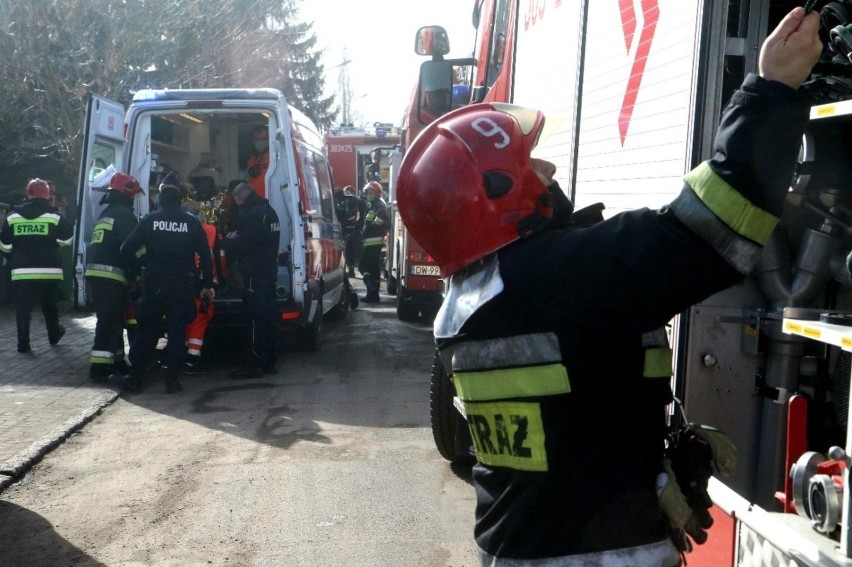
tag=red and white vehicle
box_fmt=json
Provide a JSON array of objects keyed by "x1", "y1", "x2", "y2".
[
  {"x1": 75, "y1": 88, "x2": 350, "y2": 351},
  {"x1": 385, "y1": 148, "x2": 444, "y2": 321},
  {"x1": 416, "y1": 1, "x2": 852, "y2": 565},
  {"x1": 324, "y1": 125, "x2": 399, "y2": 192}
]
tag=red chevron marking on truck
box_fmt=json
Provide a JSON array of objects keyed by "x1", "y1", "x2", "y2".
[{"x1": 618, "y1": 0, "x2": 659, "y2": 145}]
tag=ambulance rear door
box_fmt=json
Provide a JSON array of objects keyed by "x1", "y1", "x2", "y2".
[{"x1": 74, "y1": 94, "x2": 126, "y2": 309}]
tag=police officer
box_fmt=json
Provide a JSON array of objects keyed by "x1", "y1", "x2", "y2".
[
  {"x1": 396, "y1": 9, "x2": 821, "y2": 566},
  {"x1": 85, "y1": 172, "x2": 143, "y2": 382},
  {"x1": 0, "y1": 178, "x2": 73, "y2": 353},
  {"x1": 113, "y1": 172, "x2": 215, "y2": 393},
  {"x1": 359, "y1": 180, "x2": 388, "y2": 303},
  {"x1": 221, "y1": 182, "x2": 281, "y2": 379}
]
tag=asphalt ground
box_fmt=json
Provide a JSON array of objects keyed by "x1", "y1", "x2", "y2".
[{"x1": 0, "y1": 278, "x2": 387, "y2": 495}]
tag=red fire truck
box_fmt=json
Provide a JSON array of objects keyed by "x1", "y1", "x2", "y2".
[
  {"x1": 324, "y1": 124, "x2": 399, "y2": 192},
  {"x1": 415, "y1": 1, "x2": 852, "y2": 565},
  {"x1": 385, "y1": 147, "x2": 444, "y2": 321}
]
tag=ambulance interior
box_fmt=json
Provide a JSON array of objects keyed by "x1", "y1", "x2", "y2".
[{"x1": 134, "y1": 110, "x2": 291, "y2": 301}]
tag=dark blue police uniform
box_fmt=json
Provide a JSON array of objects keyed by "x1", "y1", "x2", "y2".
[
  {"x1": 220, "y1": 191, "x2": 280, "y2": 375},
  {"x1": 118, "y1": 185, "x2": 213, "y2": 392}
]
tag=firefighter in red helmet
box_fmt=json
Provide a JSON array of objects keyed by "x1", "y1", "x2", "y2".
[
  {"x1": 396, "y1": 8, "x2": 821, "y2": 566},
  {"x1": 0, "y1": 178, "x2": 74, "y2": 353},
  {"x1": 85, "y1": 172, "x2": 143, "y2": 381},
  {"x1": 359, "y1": 180, "x2": 388, "y2": 303}
]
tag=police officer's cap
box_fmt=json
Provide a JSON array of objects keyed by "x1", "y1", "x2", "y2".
[{"x1": 160, "y1": 171, "x2": 181, "y2": 192}]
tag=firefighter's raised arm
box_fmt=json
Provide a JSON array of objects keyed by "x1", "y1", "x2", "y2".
[{"x1": 759, "y1": 7, "x2": 822, "y2": 89}]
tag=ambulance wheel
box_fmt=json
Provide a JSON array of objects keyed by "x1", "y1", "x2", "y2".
[
  {"x1": 349, "y1": 290, "x2": 359, "y2": 310},
  {"x1": 298, "y1": 296, "x2": 323, "y2": 351},
  {"x1": 430, "y1": 348, "x2": 475, "y2": 465},
  {"x1": 328, "y1": 285, "x2": 350, "y2": 321}
]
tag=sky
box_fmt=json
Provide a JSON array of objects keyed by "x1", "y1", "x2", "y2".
[{"x1": 298, "y1": 0, "x2": 476, "y2": 127}]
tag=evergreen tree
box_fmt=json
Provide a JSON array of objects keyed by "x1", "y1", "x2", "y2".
[{"x1": 0, "y1": 0, "x2": 335, "y2": 202}]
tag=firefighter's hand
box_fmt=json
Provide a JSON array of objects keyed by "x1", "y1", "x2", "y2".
[
  {"x1": 657, "y1": 461, "x2": 712, "y2": 553},
  {"x1": 201, "y1": 287, "x2": 215, "y2": 300},
  {"x1": 365, "y1": 211, "x2": 376, "y2": 224},
  {"x1": 659, "y1": 425, "x2": 737, "y2": 553},
  {"x1": 759, "y1": 7, "x2": 822, "y2": 89}
]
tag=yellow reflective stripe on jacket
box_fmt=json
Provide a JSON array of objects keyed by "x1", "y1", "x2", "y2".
[
  {"x1": 454, "y1": 364, "x2": 570, "y2": 401},
  {"x1": 684, "y1": 162, "x2": 778, "y2": 245},
  {"x1": 11, "y1": 267, "x2": 63, "y2": 281},
  {"x1": 644, "y1": 347, "x2": 673, "y2": 378},
  {"x1": 94, "y1": 218, "x2": 115, "y2": 231},
  {"x1": 84, "y1": 268, "x2": 127, "y2": 284},
  {"x1": 363, "y1": 236, "x2": 384, "y2": 247},
  {"x1": 465, "y1": 400, "x2": 547, "y2": 471},
  {"x1": 0, "y1": 241, "x2": 10, "y2": 253},
  {"x1": 452, "y1": 332, "x2": 570, "y2": 400}
]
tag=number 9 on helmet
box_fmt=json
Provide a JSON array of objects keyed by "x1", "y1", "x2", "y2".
[{"x1": 396, "y1": 102, "x2": 552, "y2": 278}]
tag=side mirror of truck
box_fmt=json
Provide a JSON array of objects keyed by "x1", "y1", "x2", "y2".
[
  {"x1": 415, "y1": 26, "x2": 450, "y2": 57},
  {"x1": 418, "y1": 59, "x2": 455, "y2": 123}
]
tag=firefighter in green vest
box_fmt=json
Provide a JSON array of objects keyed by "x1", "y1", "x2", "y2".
[{"x1": 0, "y1": 178, "x2": 74, "y2": 353}]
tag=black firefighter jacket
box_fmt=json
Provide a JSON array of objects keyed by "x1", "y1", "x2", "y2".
[
  {"x1": 0, "y1": 198, "x2": 73, "y2": 282},
  {"x1": 438, "y1": 74, "x2": 811, "y2": 561}
]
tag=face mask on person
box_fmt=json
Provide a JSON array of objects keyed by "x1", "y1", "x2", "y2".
[{"x1": 254, "y1": 140, "x2": 268, "y2": 153}]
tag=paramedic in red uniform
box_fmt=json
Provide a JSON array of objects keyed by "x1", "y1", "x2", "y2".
[
  {"x1": 396, "y1": 8, "x2": 822, "y2": 566},
  {"x1": 182, "y1": 200, "x2": 221, "y2": 374},
  {"x1": 246, "y1": 125, "x2": 269, "y2": 197},
  {"x1": 0, "y1": 178, "x2": 73, "y2": 353}
]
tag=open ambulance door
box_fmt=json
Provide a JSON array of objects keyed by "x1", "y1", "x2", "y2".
[{"x1": 73, "y1": 94, "x2": 126, "y2": 309}]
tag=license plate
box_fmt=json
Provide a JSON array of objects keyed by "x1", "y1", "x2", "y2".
[{"x1": 411, "y1": 264, "x2": 440, "y2": 276}]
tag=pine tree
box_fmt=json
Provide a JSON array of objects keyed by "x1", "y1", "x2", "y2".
[{"x1": 0, "y1": 0, "x2": 336, "y2": 201}]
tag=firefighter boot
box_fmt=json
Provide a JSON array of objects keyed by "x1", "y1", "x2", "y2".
[
  {"x1": 16, "y1": 318, "x2": 31, "y2": 353},
  {"x1": 109, "y1": 366, "x2": 144, "y2": 393},
  {"x1": 48, "y1": 324, "x2": 66, "y2": 346},
  {"x1": 165, "y1": 366, "x2": 183, "y2": 394},
  {"x1": 89, "y1": 364, "x2": 112, "y2": 383},
  {"x1": 363, "y1": 276, "x2": 380, "y2": 303}
]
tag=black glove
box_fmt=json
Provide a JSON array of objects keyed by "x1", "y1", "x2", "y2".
[{"x1": 658, "y1": 424, "x2": 737, "y2": 553}]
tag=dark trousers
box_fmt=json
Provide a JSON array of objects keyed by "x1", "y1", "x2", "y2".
[
  {"x1": 88, "y1": 277, "x2": 128, "y2": 374},
  {"x1": 345, "y1": 230, "x2": 363, "y2": 271},
  {"x1": 13, "y1": 279, "x2": 61, "y2": 346},
  {"x1": 359, "y1": 245, "x2": 382, "y2": 298},
  {"x1": 246, "y1": 274, "x2": 278, "y2": 368},
  {"x1": 130, "y1": 274, "x2": 196, "y2": 372}
]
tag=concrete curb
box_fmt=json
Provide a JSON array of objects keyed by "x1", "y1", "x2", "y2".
[{"x1": 0, "y1": 389, "x2": 120, "y2": 493}]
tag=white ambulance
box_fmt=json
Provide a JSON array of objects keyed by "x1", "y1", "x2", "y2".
[{"x1": 74, "y1": 88, "x2": 350, "y2": 351}]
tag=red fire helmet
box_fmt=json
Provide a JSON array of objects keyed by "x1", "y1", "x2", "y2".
[
  {"x1": 25, "y1": 178, "x2": 51, "y2": 200},
  {"x1": 396, "y1": 102, "x2": 550, "y2": 277},
  {"x1": 109, "y1": 172, "x2": 144, "y2": 198},
  {"x1": 363, "y1": 180, "x2": 383, "y2": 197}
]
